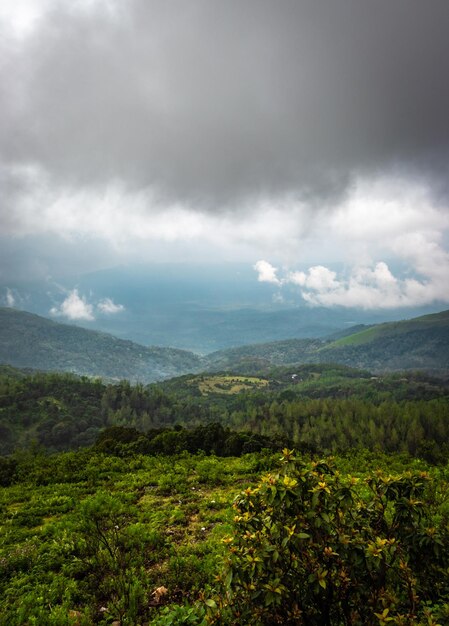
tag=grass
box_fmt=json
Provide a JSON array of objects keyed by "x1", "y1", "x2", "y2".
[
  {"x1": 326, "y1": 325, "x2": 382, "y2": 348},
  {"x1": 1, "y1": 448, "x2": 446, "y2": 624},
  {"x1": 195, "y1": 375, "x2": 269, "y2": 395},
  {"x1": 0, "y1": 452, "x2": 269, "y2": 625}
]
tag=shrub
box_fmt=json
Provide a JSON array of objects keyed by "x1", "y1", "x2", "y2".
[{"x1": 210, "y1": 449, "x2": 449, "y2": 625}]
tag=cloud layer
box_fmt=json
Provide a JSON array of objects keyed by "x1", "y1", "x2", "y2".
[
  {"x1": 255, "y1": 250, "x2": 449, "y2": 310},
  {"x1": 1, "y1": 1, "x2": 449, "y2": 308},
  {"x1": 2, "y1": 1, "x2": 449, "y2": 212},
  {"x1": 254, "y1": 175, "x2": 449, "y2": 308}
]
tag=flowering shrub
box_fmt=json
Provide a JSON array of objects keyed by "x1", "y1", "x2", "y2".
[{"x1": 211, "y1": 450, "x2": 449, "y2": 625}]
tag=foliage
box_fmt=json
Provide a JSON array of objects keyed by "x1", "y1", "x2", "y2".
[
  {"x1": 204, "y1": 309, "x2": 449, "y2": 374},
  {"x1": 2, "y1": 365, "x2": 448, "y2": 460},
  {"x1": 2, "y1": 447, "x2": 449, "y2": 624},
  {"x1": 212, "y1": 450, "x2": 449, "y2": 625},
  {"x1": 0, "y1": 307, "x2": 202, "y2": 383},
  {"x1": 73, "y1": 492, "x2": 154, "y2": 624},
  {"x1": 0, "y1": 449, "x2": 264, "y2": 624},
  {"x1": 95, "y1": 423, "x2": 281, "y2": 457}
]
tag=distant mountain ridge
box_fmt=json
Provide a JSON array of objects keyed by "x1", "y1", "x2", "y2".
[
  {"x1": 0, "y1": 308, "x2": 202, "y2": 382},
  {"x1": 204, "y1": 310, "x2": 449, "y2": 375},
  {"x1": 1, "y1": 307, "x2": 448, "y2": 381}
]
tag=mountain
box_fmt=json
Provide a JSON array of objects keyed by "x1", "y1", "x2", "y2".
[
  {"x1": 205, "y1": 310, "x2": 449, "y2": 375},
  {"x1": 0, "y1": 308, "x2": 202, "y2": 382},
  {"x1": 320, "y1": 309, "x2": 449, "y2": 373},
  {"x1": 1, "y1": 307, "x2": 448, "y2": 383}
]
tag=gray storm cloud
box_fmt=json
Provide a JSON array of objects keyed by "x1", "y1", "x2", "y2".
[
  {"x1": 1, "y1": 0, "x2": 449, "y2": 214},
  {"x1": 1, "y1": 1, "x2": 449, "y2": 308}
]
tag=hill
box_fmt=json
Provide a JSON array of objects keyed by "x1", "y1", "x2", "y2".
[
  {"x1": 2, "y1": 307, "x2": 448, "y2": 383},
  {"x1": 320, "y1": 309, "x2": 449, "y2": 372},
  {"x1": 203, "y1": 338, "x2": 324, "y2": 373},
  {"x1": 1, "y1": 363, "x2": 447, "y2": 455},
  {"x1": 0, "y1": 308, "x2": 202, "y2": 382},
  {"x1": 205, "y1": 309, "x2": 449, "y2": 375}
]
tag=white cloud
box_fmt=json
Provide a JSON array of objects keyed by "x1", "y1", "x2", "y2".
[
  {"x1": 5, "y1": 287, "x2": 15, "y2": 307},
  {"x1": 258, "y1": 252, "x2": 449, "y2": 309},
  {"x1": 288, "y1": 266, "x2": 340, "y2": 292},
  {"x1": 0, "y1": 0, "x2": 119, "y2": 38},
  {"x1": 252, "y1": 174, "x2": 449, "y2": 309},
  {"x1": 50, "y1": 290, "x2": 125, "y2": 320},
  {"x1": 97, "y1": 297, "x2": 124, "y2": 314},
  {"x1": 254, "y1": 260, "x2": 281, "y2": 285},
  {"x1": 0, "y1": 0, "x2": 48, "y2": 37},
  {"x1": 50, "y1": 289, "x2": 94, "y2": 320},
  {"x1": 0, "y1": 165, "x2": 310, "y2": 262}
]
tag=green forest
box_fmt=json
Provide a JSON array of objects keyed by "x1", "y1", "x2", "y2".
[{"x1": 1, "y1": 364, "x2": 449, "y2": 624}]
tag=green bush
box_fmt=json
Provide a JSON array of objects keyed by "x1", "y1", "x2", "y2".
[{"x1": 211, "y1": 449, "x2": 449, "y2": 625}]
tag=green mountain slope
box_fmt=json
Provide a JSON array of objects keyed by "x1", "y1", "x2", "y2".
[
  {"x1": 0, "y1": 308, "x2": 202, "y2": 382},
  {"x1": 320, "y1": 309, "x2": 449, "y2": 372},
  {"x1": 328, "y1": 310, "x2": 449, "y2": 348},
  {"x1": 204, "y1": 338, "x2": 324, "y2": 372},
  {"x1": 205, "y1": 309, "x2": 449, "y2": 374},
  {"x1": 1, "y1": 363, "x2": 447, "y2": 455}
]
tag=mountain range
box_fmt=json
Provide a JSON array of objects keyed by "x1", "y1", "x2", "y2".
[{"x1": 1, "y1": 307, "x2": 448, "y2": 381}]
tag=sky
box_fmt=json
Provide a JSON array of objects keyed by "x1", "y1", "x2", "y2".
[{"x1": 1, "y1": 0, "x2": 449, "y2": 317}]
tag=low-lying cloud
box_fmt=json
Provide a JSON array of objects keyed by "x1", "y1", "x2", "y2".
[
  {"x1": 97, "y1": 298, "x2": 125, "y2": 314},
  {"x1": 2, "y1": 287, "x2": 18, "y2": 308},
  {"x1": 50, "y1": 290, "x2": 124, "y2": 321},
  {"x1": 5, "y1": 288, "x2": 15, "y2": 307},
  {"x1": 50, "y1": 289, "x2": 94, "y2": 321},
  {"x1": 255, "y1": 254, "x2": 449, "y2": 309}
]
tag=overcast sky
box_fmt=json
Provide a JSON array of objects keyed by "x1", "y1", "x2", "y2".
[{"x1": 1, "y1": 0, "x2": 449, "y2": 309}]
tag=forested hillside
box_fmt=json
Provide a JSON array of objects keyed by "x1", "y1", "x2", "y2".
[
  {"x1": 2, "y1": 308, "x2": 449, "y2": 382},
  {"x1": 320, "y1": 309, "x2": 449, "y2": 372},
  {"x1": 205, "y1": 309, "x2": 449, "y2": 374},
  {"x1": 0, "y1": 308, "x2": 202, "y2": 382},
  {"x1": 2, "y1": 364, "x2": 448, "y2": 463}
]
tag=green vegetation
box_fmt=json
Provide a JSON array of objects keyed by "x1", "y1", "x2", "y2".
[
  {"x1": 318, "y1": 310, "x2": 449, "y2": 373},
  {"x1": 196, "y1": 375, "x2": 269, "y2": 395},
  {"x1": 205, "y1": 339, "x2": 323, "y2": 373},
  {"x1": 212, "y1": 450, "x2": 449, "y2": 625},
  {"x1": 0, "y1": 449, "x2": 270, "y2": 625},
  {"x1": 204, "y1": 309, "x2": 449, "y2": 375},
  {"x1": 2, "y1": 344, "x2": 449, "y2": 623},
  {"x1": 1, "y1": 448, "x2": 449, "y2": 624},
  {"x1": 0, "y1": 308, "x2": 202, "y2": 382},
  {"x1": 2, "y1": 308, "x2": 449, "y2": 383},
  {"x1": 329, "y1": 325, "x2": 381, "y2": 347},
  {"x1": 1, "y1": 365, "x2": 449, "y2": 463}
]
